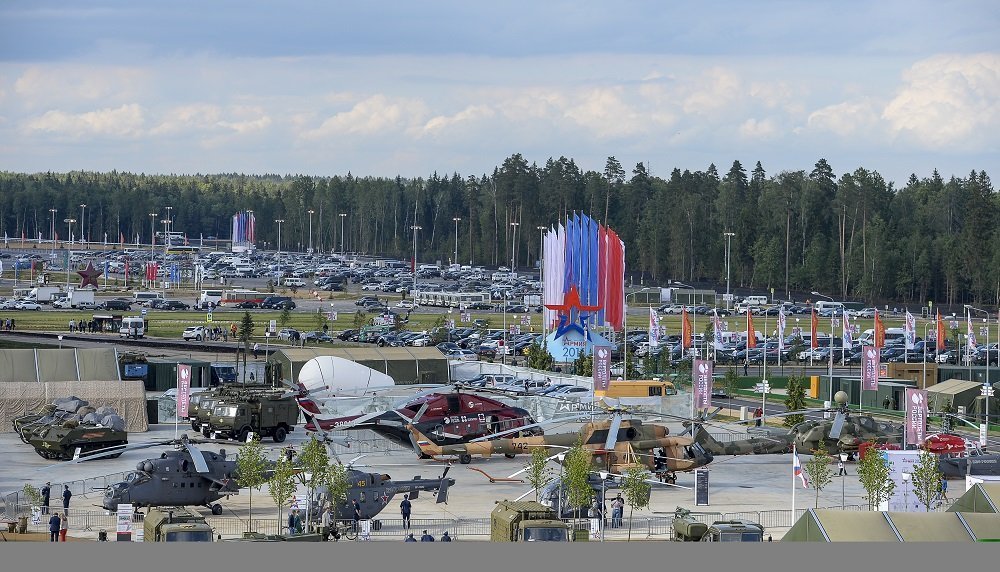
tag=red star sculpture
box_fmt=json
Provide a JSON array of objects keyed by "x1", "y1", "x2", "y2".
[
  {"x1": 543, "y1": 285, "x2": 601, "y2": 340},
  {"x1": 77, "y1": 261, "x2": 101, "y2": 289}
]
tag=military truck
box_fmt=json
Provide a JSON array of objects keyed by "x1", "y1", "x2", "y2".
[
  {"x1": 490, "y1": 500, "x2": 576, "y2": 542},
  {"x1": 143, "y1": 506, "x2": 214, "y2": 542},
  {"x1": 201, "y1": 391, "x2": 299, "y2": 442},
  {"x1": 188, "y1": 384, "x2": 269, "y2": 432},
  {"x1": 672, "y1": 510, "x2": 765, "y2": 542}
]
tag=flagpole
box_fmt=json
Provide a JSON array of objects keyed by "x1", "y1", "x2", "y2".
[{"x1": 792, "y1": 444, "x2": 796, "y2": 515}]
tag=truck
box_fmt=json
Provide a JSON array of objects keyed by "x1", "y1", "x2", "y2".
[
  {"x1": 27, "y1": 286, "x2": 62, "y2": 303},
  {"x1": 143, "y1": 506, "x2": 215, "y2": 542},
  {"x1": 490, "y1": 500, "x2": 575, "y2": 542},
  {"x1": 672, "y1": 509, "x2": 765, "y2": 542},
  {"x1": 201, "y1": 391, "x2": 299, "y2": 442},
  {"x1": 52, "y1": 288, "x2": 96, "y2": 309}
]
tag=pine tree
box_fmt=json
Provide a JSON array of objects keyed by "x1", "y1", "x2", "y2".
[
  {"x1": 783, "y1": 375, "x2": 807, "y2": 427},
  {"x1": 526, "y1": 341, "x2": 555, "y2": 371}
]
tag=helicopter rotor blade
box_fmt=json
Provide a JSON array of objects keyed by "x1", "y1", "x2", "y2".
[
  {"x1": 468, "y1": 411, "x2": 591, "y2": 442},
  {"x1": 829, "y1": 411, "x2": 846, "y2": 440},
  {"x1": 183, "y1": 438, "x2": 211, "y2": 473},
  {"x1": 603, "y1": 413, "x2": 623, "y2": 451},
  {"x1": 411, "y1": 402, "x2": 430, "y2": 424}
]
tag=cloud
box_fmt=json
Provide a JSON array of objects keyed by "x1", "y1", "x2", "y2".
[
  {"x1": 151, "y1": 104, "x2": 272, "y2": 137},
  {"x1": 882, "y1": 53, "x2": 1000, "y2": 148},
  {"x1": 421, "y1": 105, "x2": 495, "y2": 136},
  {"x1": 681, "y1": 67, "x2": 741, "y2": 115},
  {"x1": 807, "y1": 100, "x2": 880, "y2": 137},
  {"x1": 739, "y1": 118, "x2": 779, "y2": 139},
  {"x1": 301, "y1": 94, "x2": 428, "y2": 139},
  {"x1": 24, "y1": 103, "x2": 144, "y2": 137},
  {"x1": 564, "y1": 88, "x2": 646, "y2": 139},
  {"x1": 13, "y1": 66, "x2": 146, "y2": 109}
]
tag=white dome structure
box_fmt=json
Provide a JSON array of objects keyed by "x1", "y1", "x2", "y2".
[{"x1": 297, "y1": 356, "x2": 395, "y2": 398}]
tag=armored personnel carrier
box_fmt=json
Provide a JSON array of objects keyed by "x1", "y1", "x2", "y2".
[{"x1": 15, "y1": 397, "x2": 128, "y2": 460}]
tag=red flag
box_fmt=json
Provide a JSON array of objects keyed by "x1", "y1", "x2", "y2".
[
  {"x1": 681, "y1": 307, "x2": 692, "y2": 349},
  {"x1": 124, "y1": 260, "x2": 129, "y2": 276},
  {"x1": 936, "y1": 310, "x2": 946, "y2": 351},
  {"x1": 747, "y1": 310, "x2": 757, "y2": 348},
  {"x1": 874, "y1": 310, "x2": 885, "y2": 349},
  {"x1": 810, "y1": 309, "x2": 818, "y2": 348},
  {"x1": 119, "y1": 232, "x2": 124, "y2": 246}
]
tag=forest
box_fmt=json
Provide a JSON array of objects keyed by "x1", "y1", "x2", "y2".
[{"x1": 0, "y1": 155, "x2": 994, "y2": 307}]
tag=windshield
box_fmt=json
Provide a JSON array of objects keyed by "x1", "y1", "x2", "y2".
[
  {"x1": 165, "y1": 530, "x2": 213, "y2": 542},
  {"x1": 523, "y1": 527, "x2": 567, "y2": 541},
  {"x1": 214, "y1": 406, "x2": 237, "y2": 417}
]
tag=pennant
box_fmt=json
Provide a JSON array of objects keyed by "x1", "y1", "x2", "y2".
[
  {"x1": 682, "y1": 307, "x2": 692, "y2": 349},
  {"x1": 842, "y1": 310, "x2": 853, "y2": 348},
  {"x1": 811, "y1": 309, "x2": 818, "y2": 349},
  {"x1": 712, "y1": 310, "x2": 724, "y2": 350},
  {"x1": 874, "y1": 310, "x2": 885, "y2": 348},
  {"x1": 936, "y1": 310, "x2": 946, "y2": 351},
  {"x1": 967, "y1": 312, "x2": 977, "y2": 350},
  {"x1": 747, "y1": 310, "x2": 757, "y2": 349},
  {"x1": 777, "y1": 308, "x2": 787, "y2": 351},
  {"x1": 648, "y1": 307, "x2": 659, "y2": 346}
]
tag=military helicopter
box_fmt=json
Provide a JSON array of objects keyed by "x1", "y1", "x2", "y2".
[
  {"x1": 299, "y1": 382, "x2": 541, "y2": 454},
  {"x1": 404, "y1": 405, "x2": 714, "y2": 482}
]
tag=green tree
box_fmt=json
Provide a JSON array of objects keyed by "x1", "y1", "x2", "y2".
[
  {"x1": 268, "y1": 452, "x2": 298, "y2": 532},
  {"x1": 429, "y1": 315, "x2": 448, "y2": 344},
  {"x1": 803, "y1": 442, "x2": 834, "y2": 508},
  {"x1": 525, "y1": 341, "x2": 555, "y2": 371},
  {"x1": 352, "y1": 310, "x2": 367, "y2": 331},
  {"x1": 21, "y1": 483, "x2": 43, "y2": 515},
  {"x1": 573, "y1": 352, "x2": 593, "y2": 377},
  {"x1": 524, "y1": 447, "x2": 553, "y2": 502},
  {"x1": 721, "y1": 368, "x2": 740, "y2": 411},
  {"x1": 238, "y1": 311, "x2": 255, "y2": 384},
  {"x1": 783, "y1": 375, "x2": 807, "y2": 427},
  {"x1": 621, "y1": 466, "x2": 652, "y2": 542},
  {"x1": 911, "y1": 450, "x2": 944, "y2": 512},
  {"x1": 562, "y1": 440, "x2": 594, "y2": 522},
  {"x1": 279, "y1": 306, "x2": 292, "y2": 327},
  {"x1": 236, "y1": 434, "x2": 270, "y2": 533},
  {"x1": 856, "y1": 443, "x2": 896, "y2": 510},
  {"x1": 313, "y1": 309, "x2": 328, "y2": 332}
]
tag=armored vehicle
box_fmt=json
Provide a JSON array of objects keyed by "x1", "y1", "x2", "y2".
[
  {"x1": 490, "y1": 500, "x2": 574, "y2": 542},
  {"x1": 15, "y1": 399, "x2": 128, "y2": 460},
  {"x1": 202, "y1": 391, "x2": 299, "y2": 442},
  {"x1": 672, "y1": 509, "x2": 764, "y2": 542},
  {"x1": 143, "y1": 506, "x2": 214, "y2": 542}
]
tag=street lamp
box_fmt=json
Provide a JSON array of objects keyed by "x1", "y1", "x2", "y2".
[
  {"x1": 49, "y1": 209, "x2": 57, "y2": 252},
  {"x1": 723, "y1": 232, "x2": 735, "y2": 311},
  {"x1": 901, "y1": 472, "x2": 911, "y2": 511},
  {"x1": 624, "y1": 287, "x2": 654, "y2": 380},
  {"x1": 307, "y1": 209, "x2": 315, "y2": 254},
  {"x1": 165, "y1": 206, "x2": 173, "y2": 245},
  {"x1": 510, "y1": 222, "x2": 520, "y2": 272},
  {"x1": 274, "y1": 219, "x2": 285, "y2": 263},
  {"x1": 598, "y1": 471, "x2": 610, "y2": 542},
  {"x1": 410, "y1": 225, "x2": 422, "y2": 298},
  {"x1": 555, "y1": 453, "x2": 566, "y2": 520},
  {"x1": 63, "y1": 218, "x2": 76, "y2": 286},
  {"x1": 840, "y1": 452, "x2": 848, "y2": 508},
  {"x1": 339, "y1": 213, "x2": 346, "y2": 255},
  {"x1": 452, "y1": 217, "x2": 461, "y2": 265},
  {"x1": 812, "y1": 291, "x2": 836, "y2": 405},
  {"x1": 79, "y1": 204, "x2": 87, "y2": 245}
]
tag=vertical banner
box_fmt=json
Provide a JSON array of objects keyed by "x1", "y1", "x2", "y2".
[
  {"x1": 862, "y1": 346, "x2": 880, "y2": 391},
  {"x1": 936, "y1": 310, "x2": 946, "y2": 351},
  {"x1": 712, "y1": 310, "x2": 724, "y2": 350},
  {"x1": 593, "y1": 345, "x2": 612, "y2": 393},
  {"x1": 810, "y1": 309, "x2": 818, "y2": 348},
  {"x1": 693, "y1": 360, "x2": 713, "y2": 409},
  {"x1": 904, "y1": 388, "x2": 928, "y2": 448},
  {"x1": 904, "y1": 311, "x2": 916, "y2": 350},
  {"x1": 747, "y1": 311, "x2": 757, "y2": 348},
  {"x1": 116, "y1": 503, "x2": 134, "y2": 541},
  {"x1": 842, "y1": 310, "x2": 853, "y2": 348},
  {"x1": 176, "y1": 364, "x2": 192, "y2": 418},
  {"x1": 777, "y1": 309, "x2": 786, "y2": 351},
  {"x1": 681, "y1": 307, "x2": 692, "y2": 349},
  {"x1": 874, "y1": 310, "x2": 885, "y2": 348}
]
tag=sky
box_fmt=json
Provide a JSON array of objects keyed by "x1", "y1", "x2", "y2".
[{"x1": 0, "y1": 1, "x2": 997, "y2": 186}]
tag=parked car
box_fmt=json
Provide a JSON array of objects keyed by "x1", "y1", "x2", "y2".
[
  {"x1": 235, "y1": 300, "x2": 258, "y2": 309},
  {"x1": 302, "y1": 330, "x2": 333, "y2": 343},
  {"x1": 15, "y1": 301, "x2": 42, "y2": 310},
  {"x1": 160, "y1": 299, "x2": 191, "y2": 310},
  {"x1": 277, "y1": 328, "x2": 300, "y2": 341},
  {"x1": 100, "y1": 298, "x2": 132, "y2": 311},
  {"x1": 182, "y1": 326, "x2": 207, "y2": 341}
]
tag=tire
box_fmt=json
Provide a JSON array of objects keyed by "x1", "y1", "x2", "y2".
[
  {"x1": 238, "y1": 427, "x2": 251, "y2": 442},
  {"x1": 211, "y1": 504, "x2": 223, "y2": 515},
  {"x1": 343, "y1": 526, "x2": 357, "y2": 541},
  {"x1": 504, "y1": 453, "x2": 516, "y2": 459},
  {"x1": 459, "y1": 453, "x2": 473, "y2": 465},
  {"x1": 273, "y1": 426, "x2": 287, "y2": 443}
]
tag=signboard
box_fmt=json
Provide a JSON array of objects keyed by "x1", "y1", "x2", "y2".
[
  {"x1": 269, "y1": 319, "x2": 277, "y2": 334},
  {"x1": 124, "y1": 363, "x2": 148, "y2": 378},
  {"x1": 461, "y1": 312, "x2": 470, "y2": 323},
  {"x1": 116, "y1": 503, "x2": 134, "y2": 541},
  {"x1": 140, "y1": 308, "x2": 148, "y2": 317},
  {"x1": 883, "y1": 450, "x2": 929, "y2": 512},
  {"x1": 206, "y1": 312, "x2": 213, "y2": 323},
  {"x1": 515, "y1": 324, "x2": 522, "y2": 335},
  {"x1": 695, "y1": 469, "x2": 709, "y2": 506},
  {"x1": 509, "y1": 324, "x2": 516, "y2": 335},
  {"x1": 904, "y1": 388, "x2": 928, "y2": 447},
  {"x1": 590, "y1": 517, "x2": 602, "y2": 540},
  {"x1": 693, "y1": 360, "x2": 713, "y2": 409},
  {"x1": 982, "y1": 423, "x2": 989, "y2": 447},
  {"x1": 31, "y1": 507, "x2": 40, "y2": 525},
  {"x1": 861, "y1": 346, "x2": 879, "y2": 391},
  {"x1": 593, "y1": 345, "x2": 611, "y2": 393},
  {"x1": 520, "y1": 315, "x2": 530, "y2": 326},
  {"x1": 329, "y1": 311, "x2": 338, "y2": 321},
  {"x1": 176, "y1": 364, "x2": 192, "y2": 418},
  {"x1": 359, "y1": 519, "x2": 372, "y2": 541}
]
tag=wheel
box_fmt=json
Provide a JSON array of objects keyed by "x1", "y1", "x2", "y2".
[
  {"x1": 191, "y1": 421, "x2": 199, "y2": 431},
  {"x1": 343, "y1": 525, "x2": 358, "y2": 541},
  {"x1": 238, "y1": 428, "x2": 251, "y2": 442},
  {"x1": 273, "y1": 426, "x2": 287, "y2": 443},
  {"x1": 202, "y1": 426, "x2": 211, "y2": 438},
  {"x1": 459, "y1": 453, "x2": 473, "y2": 465},
  {"x1": 196, "y1": 335, "x2": 202, "y2": 341},
  {"x1": 211, "y1": 503, "x2": 223, "y2": 515},
  {"x1": 504, "y1": 453, "x2": 516, "y2": 459}
]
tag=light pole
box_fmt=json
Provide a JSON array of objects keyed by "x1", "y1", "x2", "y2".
[
  {"x1": 148, "y1": 213, "x2": 157, "y2": 262},
  {"x1": 812, "y1": 291, "x2": 836, "y2": 405},
  {"x1": 624, "y1": 287, "x2": 654, "y2": 380},
  {"x1": 165, "y1": 206, "x2": 173, "y2": 245},
  {"x1": 274, "y1": 219, "x2": 285, "y2": 264},
  {"x1": 840, "y1": 452, "x2": 848, "y2": 508},
  {"x1": 339, "y1": 213, "x2": 346, "y2": 255},
  {"x1": 79, "y1": 204, "x2": 87, "y2": 245},
  {"x1": 63, "y1": 218, "x2": 75, "y2": 286},
  {"x1": 537, "y1": 225, "x2": 547, "y2": 337},
  {"x1": 724, "y1": 232, "x2": 735, "y2": 311},
  {"x1": 901, "y1": 472, "x2": 911, "y2": 511},
  {"x1": 556, "y1": 453, "x2": 566, "y2": 520},
  {"x1": 452, "y1": 217, "x2": 461, "y2": 265},
  {"x1": 598, "y1": 471, "x2": 609, "y2": 541},
  {"x1": 307, "y1": 209, "x2": 315, "y2": 254},
  {"x1": 49, "y1": 209, "x2": 57, "y2": 252},
  {"x1": 923, "y1": 322, "x2": 934, "y2": 391},
  {"x1": 510, "y1": 222, "x2": 520, "y2": 272},
  {"x1": 410, "y1": 225, "x2": 422, "y2": 298}
]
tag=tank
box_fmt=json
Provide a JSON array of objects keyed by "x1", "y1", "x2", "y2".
[{"x1": 25, "y1": 421, "x2": 128, "y2": 460}]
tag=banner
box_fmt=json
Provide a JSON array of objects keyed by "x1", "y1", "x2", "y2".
[
  {"x1": 904, "y1": 387, "x2": 928, "y2": 448},
  {"x1": 842, "y1": 310, "x2": 853, "y2": 348},
  {"x1": 693, "y1": 359, "x2": 713, "y2": 409},
  {"x1": 593, "y1": 345, "x2": 611, "y2": 393},
  {"x1": 967, "y1": 312, "x2": 977, "y2": 351},
  {"x1": 648, "y1": 307, "x2": 659, "y2": 346},
  {"x1": 712, "y1": 310, "x2": 724, "y2": 350},
  {"x1": 936, "y1": 310, "x2": 946, "y2": 350},
  {"x1": 862, "y1": 346, "x2": 880, "y2": 391},
  {"x1": 810, "y1": 309, "x2": 818, "y2": 348},
  {"x1": 177, "y1": 364, "x2": 192, "y2": 418},
  {"x1": 117, "y1": 503, "x2": 134, "y2": 541},
  {"x1": 777, "y1": 309, "x2": 786, "y2": 351},
  {"x1": 747, "y1": 310, "x2": 756, "y2": 349},
  {"x1": 874, "y1": 310, "x2": 885, "y2": 348},
  {"x1": 904, "y1": 311, "x2": 916, "y2": 350},
  {"x1": 682, "y1": 307, "x2": 692, "y2": 349}
]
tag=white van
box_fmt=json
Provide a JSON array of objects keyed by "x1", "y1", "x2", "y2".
[
  {"x1": 133, "y1": 291, "x2": 165, "y2": 306},
  {"x1": 857, "y1": 327, "x2": 906, "y2": 346},
  {"x1": 120, "y1": 316, "x2": 145, "y2": 338},
  {"x1": 282, "y1": 277, "x2": 306, "y2": 287},
  {"x1": 814, "y1": 301, "x2": 845, "y2": 314},
  {"x1": 743, "y1": 295, "x2": 769, "y2": 306}
]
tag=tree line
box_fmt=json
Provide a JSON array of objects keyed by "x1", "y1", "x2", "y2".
[{"x1": 0, "y1": 156, "x2": 993, "y2": 306}]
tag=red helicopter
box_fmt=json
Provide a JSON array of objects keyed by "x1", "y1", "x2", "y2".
[{"x1": 298, "y1": 385, "x2": 542, "y2": 457}]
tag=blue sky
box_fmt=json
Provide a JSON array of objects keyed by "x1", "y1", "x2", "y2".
[{"x1": 1, "y1": 1, "x2": 997, "y2": 186}]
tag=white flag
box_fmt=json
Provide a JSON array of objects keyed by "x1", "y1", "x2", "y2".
[
  {"x1": 777, "y1": 309, "x2": 787, "y2": 351},
  {"x1": 904, "y1": 311, "x2": 916, "y2": 350}
]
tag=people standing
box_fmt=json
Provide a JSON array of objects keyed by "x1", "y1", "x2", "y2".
[
  {"x1": 837, "y1": 459, "x2": 847, "y2": 476},
  {"x1": 404, "y1": 533, "x2": 417, "y2": 542},
  {"x1": 288, "y1": 509, "x2": 297, "y2": 535},
  {"x1": 611, "y1": 494, "x2": 624, "y2": 528},
  {"x1": 941, "y1": 478, "x2": 949, "y2": 502},
  {"x1": 440, "y1": 531, "x2": 452, "y2": 542},
  {"x1": 41, "y1": 482, "x2": 51, "y2": 515},
  {"x1": 253, "y1": 342, "x2": 260, "y2": 359},
  {"x1": 48, "y1": 511, "x2": 60, "y2": 542},
  {"x1": 62, "y1": 485, "x2": 72, "y2": 510},
  {"x1": 59, "y1": 511, "x2": 68, "y2": 541},
  {"x1": 352, "y1": 499, "x2": 361, "y2": 531},
  {"x1": 400, "y1": 494, "x2": 412, "y2": 530}
]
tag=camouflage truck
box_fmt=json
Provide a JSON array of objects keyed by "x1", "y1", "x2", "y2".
[
  {"x1": 490, "y1": 500, "x2": 577, "y2": 542},
  {"x1": 202, "y1": 392, "x2": 299, "y2": 442},
  {"x1": 143, "y1": 506, "x2": 214, "y2": 542},
  {"x1": 672, "y1": 513, "x2": 765, "y2": 542}
]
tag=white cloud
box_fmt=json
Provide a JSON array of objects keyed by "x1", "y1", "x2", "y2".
[
  {"x1": 882, "y1": 53, "x2": 1000, "y2": 147},
  {"x1": 807, "y1": 100, "x2": 880, "y2": 137},
  {"x1": 13, "y1": 66, "x2": 146, "y2": 109},
  {"x1": 150, "y1": 104, "x2": 222, "y2": 135},
  {"x1": 681, "y1": 67, "x2": 741, "y2": 115},
  {"x1": 421, "y1": 105, "x2": 495, "y2": 136},
  {"x1": 301, "y1": 94, "x2": 428, "y2": 139},
  {"x1": 24, "y1": 103, "x2": 145, "y2": 137},
  {"x1": 564, "y1": 88, "x2": 646, "y2": 139},
  {"x1": 739, "y1": 118, "x2": 779, "y2": 139}
]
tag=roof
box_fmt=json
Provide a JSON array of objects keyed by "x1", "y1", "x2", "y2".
[
  {"x1": 0, "y1": 348, "x2": 121, "y2": 382},
  {"x1": 928, "y1": 378, "x2": 982, "y2": 396},
  {"x1": 269, "y1": 346, "x2": 450, "y2": 385},
  {"x1": 948, "y1": 483, "x2": 1000, "y2": 514},
  {"x1": 783, "y1": 509, "x2": 1000, "y2": 541}
]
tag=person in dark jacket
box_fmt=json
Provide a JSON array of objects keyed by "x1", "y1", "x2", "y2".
[
  {"x1": 41, "y1": 482, "x2": 51, "y2": 515},
  {"x1": 420, "y1": 529, "x2": 435, "y2": 542},
  {"x1": 440, "y1": 531, "x2": 452, "y2": 542},
  {"x1": 404, "y1": 533, "x2": 417, "y2": 542},
  {"x1": 62, "y1": 485, "x2": 72, "y2": 510},
  {"x1": 48, "y1": 512, "x2": 61, "y2": 542}
]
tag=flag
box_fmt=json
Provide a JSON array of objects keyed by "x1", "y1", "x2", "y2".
[
  {"x1": 103, "y1": 260, "x2": 109, "y2": 279},
  {"x1": 842, "y1": 310, "x2": 853, "y2": 348},
  {"x1": 681, "y1": 307, "x2": 692, "y2": 349},
  {"x1": 648, "y1": 307, "x2": 659, "y2": 346},
  {"x1": 712, "y1": 310, "x2": 724, "y2": 350},
  {"x1": 792, "y1": 445, "x2": 809, "y2": 488},
  {"x1": 777, "y1": 308, "x2": 787, "y2": 351},
  {"x1": 904, "y1": 311, "x2": 916, "y2": 350},
  {"x1": 811, "y1": 309, "x2": 818, "y2": 348},
  {"x1": 936, "y1": 310, "x2": 946, "y2": 351},
  {"x1": 967, "y1": 312, "x2": 977, "y2": 350},
  {"x1": 747, "y1": 310, "x2": 757, "y2": 348},
  {"x1": 874, "y1": 310, "x2": 885, "y2": 348}
]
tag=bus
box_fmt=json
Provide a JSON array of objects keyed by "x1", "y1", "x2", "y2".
[
  {"x1": 413, "y1": 290, "x2": 490, "y2": 308},
  {"x1": 166, "y1": 245, "x2": 200, "y2": 255},
  {"x1": 154, "y1": 231, "x2": 186, "y2": 245},
  {"x1": 220, "y1": 289, "x2": 266, "y2": 306}
]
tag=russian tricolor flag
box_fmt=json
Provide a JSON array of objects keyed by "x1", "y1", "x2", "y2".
[{"x1": 792, "y1": 445, "x2": 809, "y2": 488}]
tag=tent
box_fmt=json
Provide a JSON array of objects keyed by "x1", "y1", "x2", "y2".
[
  {"x1": 783, "y1": 508, "x2": 1000, "y2": 541},
  {"x1": 0, "y1": 348, "x2": 121, "y2": 382},
  {"x1": 948, "y1": 483, "x2": 1000, "y2": 514},
  {"x1": 925, "y1": 378, "x2": 982, "y2": 412},
  {"x1": 268, "y1": 347, "x2": 450, "y2": 386},
  {"x1": 0, "y1": 379, "x2": 149, "y2": 433}
]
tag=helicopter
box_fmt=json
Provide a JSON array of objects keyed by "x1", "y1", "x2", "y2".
[
  {"x1": 403, "y1": 406, "x2": 714, "y2": 482},
  {"x1": 299, "y1": 382, "x2": 541, "y2": 455}
]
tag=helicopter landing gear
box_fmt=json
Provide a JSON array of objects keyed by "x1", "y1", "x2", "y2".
[
  {"x1": 211, "y1": 503, "x2": 223, "y2": 515},
  {"x1": 458, "y1": 454, "x2": 473, "y2": 465},
  {"x1": 504, "y1": 453, "x2": 516, "y2": 459}
]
